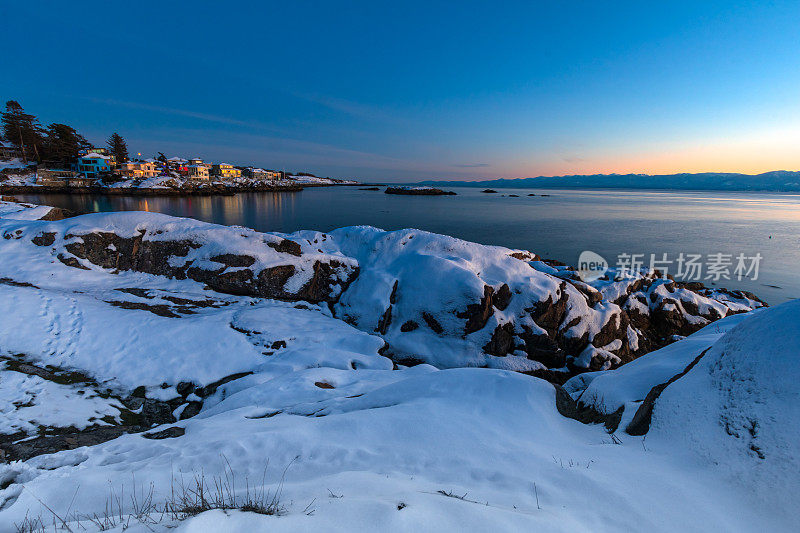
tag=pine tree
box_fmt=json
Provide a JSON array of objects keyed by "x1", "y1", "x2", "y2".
[
  {"x1": 107, "y1": 132, "x2": 129, "y2": 164},
  {"x1": 42, "y1": 123, "x2": 91, "y2": 168},
  {"x1": 1, "y1": 100, "x2": 45, "y2": 163}
]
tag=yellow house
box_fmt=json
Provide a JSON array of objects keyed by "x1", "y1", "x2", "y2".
[
  {"x1": 187, "y1": 164, "x2": 210, "y2": 180},
  {"x1": 211, "y1": 163, "x2": 241, "y2": 179},
  {"x1": 118, "y1": 161, "x2": 159, "y2": 179}
]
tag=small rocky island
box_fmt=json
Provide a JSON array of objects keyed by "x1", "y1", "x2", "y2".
[{"x1": 384, "y1": 186, "x2": 456, "y2": 195}]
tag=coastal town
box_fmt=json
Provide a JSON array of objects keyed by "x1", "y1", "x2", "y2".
[{"x1": 0, "y1": 100, "x2": 356, "y2": 194}]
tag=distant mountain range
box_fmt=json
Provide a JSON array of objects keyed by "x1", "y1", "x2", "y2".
[{"x1": 418, "y1": 170, "x2": 800, "y2": 192}]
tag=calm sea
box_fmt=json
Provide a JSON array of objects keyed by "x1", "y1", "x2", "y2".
[{"x1": 14, "y1": 187, "x2": 800, "y2": 305}]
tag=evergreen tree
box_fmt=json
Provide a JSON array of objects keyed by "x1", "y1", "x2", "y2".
[
  {"x1": 107, "y1": 132, "x2": 129, "y2": 163},
  {"x1": 1, "y1": 100, "x2": 45, "y2": 163},
  {"x1": 42, "y1": 123, "x2": 91, "y2": 168}
]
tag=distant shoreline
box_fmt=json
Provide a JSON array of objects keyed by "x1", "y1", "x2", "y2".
[{"x1": 417, "y1": 170, "x2": 800, "y2": 193}]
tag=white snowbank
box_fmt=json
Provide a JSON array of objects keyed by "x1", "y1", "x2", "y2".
[{"x1": 649, "y1": 300, "x2": 800, "y2": 517}]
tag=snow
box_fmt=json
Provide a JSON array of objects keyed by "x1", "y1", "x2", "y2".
[
  {"x1": 648, "y1": 300, "x2": 800, "y2": 516},
  {"x1": 0, "y1": 200, "x2": 54, "y2": 220},
  {"x1": 1, "y1": 361, "x2": 791, "y2": 531},
  {"x1": 0, "y1": 200, "x2": 795, "y2": 531},
  {"x1": 0, "y1": 367, "x2": 125, "y2": 435}
]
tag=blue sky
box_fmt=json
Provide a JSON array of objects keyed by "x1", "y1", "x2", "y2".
[{"x1": 2, "y1": 1, "x2": 799, "y2": 181}]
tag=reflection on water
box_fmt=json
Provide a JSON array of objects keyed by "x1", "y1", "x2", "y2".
[{"x1": 14, "y1": 187, "x2": 800, "y2": 305}]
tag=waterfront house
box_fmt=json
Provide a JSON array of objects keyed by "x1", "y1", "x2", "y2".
[
  {"x1": 118, "y1": 161, "x2": 159, "y2": 179},
  {"x1": 79, "y1": 147, "x2": 110, "y2": 156},
  {"x1": 36, "y1": 168, "x2": 95, "y2": 187},
  {"x1": 187, "y1": 164, "x2": 210, "y2": 180},
  {"x1": 167, "y1": 157, "x2": 189, "y2": 175},
  {"x1": 75, "y1": 153, "x2": 112, "y2": 178},
  {"x1": 211, "y1": 163, "x2": 241, "y2": 179},
  {"x1": 78, "y1": 147, "x2": 115, "y2": 166},
  {"x1": 243, "y1": 167, "x2": 281, "y2": 181}
]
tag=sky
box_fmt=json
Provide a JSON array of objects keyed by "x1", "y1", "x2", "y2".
[{"x1": 2, "y1": 1, "x2": 800, "y2": 182}]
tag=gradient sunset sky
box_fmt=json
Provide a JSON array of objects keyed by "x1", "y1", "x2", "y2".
[{"x1": 3, "y1": 1, "x2": 799, "y2": 181}]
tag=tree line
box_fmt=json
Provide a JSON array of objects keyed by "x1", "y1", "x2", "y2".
[{"x1": 1, "y1": 100, "x2": 128, "y2": 167}]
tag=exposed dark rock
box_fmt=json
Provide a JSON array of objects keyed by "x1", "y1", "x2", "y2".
[
  {"x1": 1, "y1": 356, "x2": 94, "y2": 385},
  {"x1": 492, "y1": 284, "x2": 512, "y2": 311},
  {"x1": 509, "y1": 251, "x2": 539, "y2": 261},
  {"x1": 554, "y1": 385, "x2": 623, "y2": 432},
  {"x1": 38, "y1": 206, "x2": 75, "y2": 221},
  {"x1": 400, "y1": 320, "x2": 419, "y2": 332},
  {"x1": 106, "y1": 300, "x2": 183, "y2": 318},
  {"x1": 57, "y1": 253, "x2": 89, "y2": 270},
  {"x1": 0, "y1": 277, "x2": 38, "y2": 288},
  {"x1": 483, "y1": 322, "x2": 516, "y2": 356},
  {"x1": 389, "y1": 280, "x2": 399, "y2": 304},
  {"x1": 528, "y1": 285, "x2": 569, "y2": 336},
  {"x1": 176, "y1": 382, "x2": 196, "y2": 396},
  {"x1": 116, "y1": 287, "x2": 153, "y2": 299},
  {"x1": 315, "y1": 381, "x2": 335, "y2": 389},
  {"x1": 1, "y1": 426, "x2": 134, "y2": 462},
  {"x1": 195, "y1": 372, "x2": 253, "y2": 398},
  {"x1": 295, "y1": 261, "x2": 357, "y2": 303},
  {"x1": 481, "y1": 189, "x2": 498, "y2": 193},
  {"x1": 520, "y1": 332, "x2": 565, "y2": 368},
  {"x1": 142, "y1": 426, "x2": 185, "y2": 439},
  {"x1": 267, "y1": 239, "x2": 302, "y2": 257},
  {"x1": 376, "y1": 306, "x2": 393, "y2": 334},
  {"x1": 591, "y1": 310, "x2": 631, "y2": 361},
  {"x1": 190, "y1": 267, "x2": 254, "y2": 296},
  {"x1": 179, "y1": 402, "x2": 203, "y2": 420},
  {"x1": 422, "y1": 312, "x2": 443, "y2": 334},
  {"x1": 140, "y1": 399, "x2": 176, "y2": 427},
  {"x1": 210, "y1": 254, "x2": 256, "y2": 267},
  {"x1": 270, "y1": 340, "x2": 287, "y2": 349},
  {"x1": 459, "y1": 285, "x2": 495, "y2": 334},
  {"x1": 32, "y1": 232, "x2": 56, "y2": 246}
]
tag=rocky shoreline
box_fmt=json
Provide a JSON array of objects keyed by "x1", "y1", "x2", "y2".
[{"x1": 0, "y1": 183, "x2": 305, "y2": 196}]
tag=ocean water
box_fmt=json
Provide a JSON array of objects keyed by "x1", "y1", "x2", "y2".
[{"x1": 15, "y1": 187, "x2": 800, "y2": 305}]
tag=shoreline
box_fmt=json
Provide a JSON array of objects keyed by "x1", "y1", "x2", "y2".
[{"x1": 0, "y1": 183, "x2": 306, "y2": 196}]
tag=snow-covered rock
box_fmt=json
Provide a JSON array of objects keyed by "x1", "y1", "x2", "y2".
[
  {"x1": 0, "y1": 203, "x2": 765, "y2": 376},
  {"x1": 297, "y1": 226, "x2": 764, "y2": 374},
  {"x1": 1, "y1": 209, "x2": 357, "y2": 303},
  {"x1": 649, "y1": 300, "x2": 800, "y2": 508}
]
